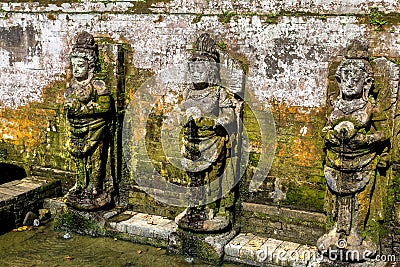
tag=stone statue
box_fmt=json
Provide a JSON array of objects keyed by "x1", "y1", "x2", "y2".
[
  {"x1": 65, "y1": 32, "x2": 114, "y2": 210},
  {"x1": 317, "y1": 59, "x2": 389, "y2": 261},
  {"x1": 175, "y1": 33, "x2": 236, "y2": 232}
]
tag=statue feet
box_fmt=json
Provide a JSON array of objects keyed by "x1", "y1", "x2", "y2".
[
  {"x1": 66, "y1": 187, "x2": 113, "y2": 211},
  {"x1": 175, "y1": 206, "x2": 230, "y2": 233},
  {"x1": 317, "y1": 229, "x2": 377, "y2": 262}
]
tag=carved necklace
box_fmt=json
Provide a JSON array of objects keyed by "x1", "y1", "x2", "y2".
[
  {"x1": 70, "y1": 72, "x2": 94, "y2": 102},
  {"x1": 334, "y1": 98, "x2": 368, "y2": 115},
  {"x1": 187, "y1": 85, "x2": 217, "y2": 100}
]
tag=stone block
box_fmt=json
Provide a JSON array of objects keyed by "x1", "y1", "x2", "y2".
[
  {"x1": 43, "y1": 198, "x2": 67, "y2": 216},
  {"x1": 272, "y1": 241, "x2": 300, "y2": 266},
  {"x1": 171, "y1": 228, "x2": 237, "y2": 265},
  {"x1": 224, "y1": 233, "x2": 255, "y2": 258},
  {"x1": 238, "y1": 235, "x2": 267, "y2": 262},
  {"x1": 22, "y1": 211, "x2": 38, "y2": 226},
  {"x1": 257, "y1": 238, "x2": 284, "y2": 264}
]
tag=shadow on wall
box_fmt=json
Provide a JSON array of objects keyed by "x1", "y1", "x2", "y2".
[{"x1": 0, "y1": 163, "x2": 27, "y2": 184}]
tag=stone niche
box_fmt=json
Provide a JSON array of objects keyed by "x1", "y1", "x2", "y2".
[{"x1": 318, "y1": 47, "x2": 400, "y2": 264}]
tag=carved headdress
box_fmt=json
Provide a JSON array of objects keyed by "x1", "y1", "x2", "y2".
[
  {"x1": 70, "y1": 32, "x2": 98, "y2": 66},
  {"x1": 190, "y1": 33, "x2": 220, "y2": 63}
]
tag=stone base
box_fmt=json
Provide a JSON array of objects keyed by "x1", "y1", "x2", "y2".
[
  {"x1": 175, "y1": 207, "x2": 231, "y2": 233},
  {"x1": 317, "y1": 229, "x2": 378, "y2": 262},
  {"x1": 108, "y1": 211, "x2": 177, "y2": 248},
  {"x1": 66, "y1": 190, "x2": 113, "y2": 211},
  {"x1": 54, "y1": 205, "x2": 113, "y2": 236},
  {"x1": 168, "y1": 228, "x2": 238, "y2": 265}
]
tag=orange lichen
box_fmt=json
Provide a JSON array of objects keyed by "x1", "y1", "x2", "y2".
[
  {"x1": 290, "y1": 137, "x2": 322, "y2": 167},
  {"x1": 0, "y1": 80, "x2": 65, "y2": 149}
]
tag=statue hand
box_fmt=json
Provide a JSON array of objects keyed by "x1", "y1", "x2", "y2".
[
  {"x1": 182, "y1": 107, "x2": 201, "y2": 126},
  {"x1": 352, "y1": 131, "x2": 385, "y2": 146},
  {"x1": 334, "y1": 121, "x2": 355, "y2": 140},
  {"x1": 351, "y1": 133, "x2": 368, "y2": 145},
  {"x1": 65, "y1": 101, "x2": 78, "y2": 114},
  {"x1": 325, "y1": 129, "x2": 340, "y2": 146},
  {"x1": 322, "y1": 126, "x2": 332, "y2": 134}
]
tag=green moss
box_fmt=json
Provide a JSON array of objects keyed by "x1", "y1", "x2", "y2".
[
  {"x1": 389, "y1": 57, "x2": 400, "y2": 65},
  {"x1": 253, "y1": 211, "x2": 269, "y2": 219},
  {"x1": 283, "y1": 183, "x2": 325, "y2": 212},
  {"x1": 177, "y1": 229, "x2": 223, "y2": 265},
  {"x1": 54, "y1": 209, "x2": 107, "y2": 237},
  {"x1": 218, "y1": 10, "x2": 236, "y2": 24},
  {"x1": 216, "y1": 41, "x2": 227, "y2": 51},
  {"x1": 248, "y1": 152, "x2": 260, "y2": 167},
  {"x1": 241, "y1": 63, "x2": 249, "y2": 75},
  {"x1": 362, "y1": 217, "x2": 381, "y2": 244},
  {"x1": 192, "y1": 13, "x2": 203, "y2": 23},
  {"x1": 263, "y1": 13, "x2": 280, "y2": 24},
  {"x1": 369, "y1": 7, "x2": 388, "y2": 31}
]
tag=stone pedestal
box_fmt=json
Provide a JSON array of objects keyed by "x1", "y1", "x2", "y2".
[
  {"x1": 168, "y1": 228, "x2": 237, "y2": 265},
  {"x1": 66, "y1": 189, "x2": 113, "y2": 211},
  {"x1": 53, "y1": 202, "x2": 120, "y2": 237}
]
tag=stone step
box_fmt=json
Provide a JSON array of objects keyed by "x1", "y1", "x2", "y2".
[
  {"x1": 108, "y1": 211, "x2": 177, "y2": 241},
  {"x1": 224, "y1": 233, "x2": 320, "y2": 267},
  {"x1": 106, "y1": 210, "x2": 318, "y2": 266},
  {"x1": 48, "y1": 205, "x2": 391, "y2": 267}
]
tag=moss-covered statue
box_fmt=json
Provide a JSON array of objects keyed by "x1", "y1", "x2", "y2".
[
  {"x1": 317, "y1": 59, "x2": 390, "y2": 261},
  {"x1": 64, "y1": 32, "x2": 114, "y2": 210},
  {"x1": 175, "y1": 33, "x2": 236, "y2": 232}
]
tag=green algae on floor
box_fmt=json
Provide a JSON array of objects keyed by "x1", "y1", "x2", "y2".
[{"x1": 0, "y1": 222, "x2": 244, "y2": 267}]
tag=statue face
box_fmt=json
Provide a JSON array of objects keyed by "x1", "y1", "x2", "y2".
[
  {"x1": 71, "y1": 57, "x2": 90, "y2": 80},
  {"x1": 188, "y1": 61, "x2": 218, "y2": 88},
  {"x1": 337, "y1": 61, "x2": 369, "y2": 100}
]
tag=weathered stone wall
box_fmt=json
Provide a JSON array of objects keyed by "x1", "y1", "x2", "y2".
[{"x1": 2, "y1": 0, "x2": 400, "y2": 246}]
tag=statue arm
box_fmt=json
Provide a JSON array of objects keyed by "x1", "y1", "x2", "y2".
[
  {"x1": 351, "y1": 119, "x2": 388, "y2": 145},
  {"x1": 216, "y1": 87, "x2": 235, "y2": 127},
  {"x1": 324, "y1": 128, "x2": 341, "y2": 146},
  {"x1": 66, "y1": 94, "x2": 111, "y2": 117},
  {"x1": 89, "y1": 94, "x2": 111, "y2": 114}
]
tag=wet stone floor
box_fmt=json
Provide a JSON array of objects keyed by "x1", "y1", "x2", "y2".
[{"x1": 0, "y1": 222, "x2": 244, "y2": 267}]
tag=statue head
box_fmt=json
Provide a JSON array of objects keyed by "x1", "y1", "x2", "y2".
[
  {"x1": 69, "y1": 32, "x2": 97, "y2": 81},
  {"x1": 336, "y1": 59, "x2": 373, "y2": 101},
  {"x1": 188, "y1": 33, "x2": 220, "y2": 89}
]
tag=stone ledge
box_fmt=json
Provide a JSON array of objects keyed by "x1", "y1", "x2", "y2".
[
  {"x1": 0, "y1": 0, "x2": 398, "y2": 14},
  {"x1": 224, "y1": 234, "x2": 390, "y2": 267},
  {"x1": 224, "y1": 233, "x2": 320, "y2": 267},
  {"x1": 0, "y1": 176, "x2": 62, "y2": 233},
  {"x1": 240, "y1": 202, "x2": 326, "y2": 245},
  {"x1": 109, "y1": 211, "x2": 177, "y2": 242},
  {"x1": 242, "y1": 202, "x2": 326, "y2": 224}
]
